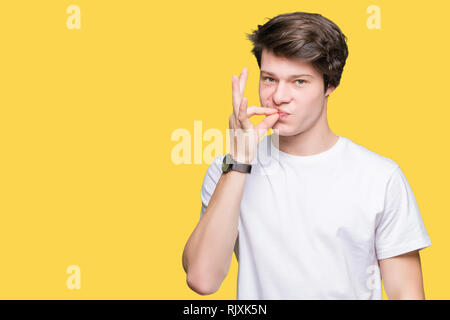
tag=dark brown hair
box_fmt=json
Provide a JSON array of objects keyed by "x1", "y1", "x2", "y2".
[{"x1": 246, "y1": 12, "x2": 349, "y2": 92}]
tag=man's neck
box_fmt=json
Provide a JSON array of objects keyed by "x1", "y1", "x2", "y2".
[
  {"x1": 271, "y1": 104, "x2": 338, "y2": 157},
  {"x1": 272, "y1": 129, "x2": 339, "y2": 157}
]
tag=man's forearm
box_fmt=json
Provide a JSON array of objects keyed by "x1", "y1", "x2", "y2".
[{"x1": 183, "y1": 170, "x2": 247, "y2": 295}]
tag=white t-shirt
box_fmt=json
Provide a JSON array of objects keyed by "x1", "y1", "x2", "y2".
[{"x1": 199, "y1": 134, "x2": 431, "y2": 299}]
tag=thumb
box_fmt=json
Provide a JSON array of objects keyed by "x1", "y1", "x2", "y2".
[{"x1": 255, "y1": 113, "x2": 279, "y2": 139}]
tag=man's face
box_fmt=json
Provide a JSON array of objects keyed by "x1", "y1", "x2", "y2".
[{"x1": 259, "y1": 48, "x2": 335, "y2": 136}]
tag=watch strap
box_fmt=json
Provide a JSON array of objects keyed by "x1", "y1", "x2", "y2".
[{"x1": 230, "y1": 162, "x2": 252, "y2": 174}]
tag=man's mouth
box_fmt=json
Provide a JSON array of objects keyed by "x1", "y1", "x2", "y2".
[{"x1": 278, "y1": 111, "x2": 289, "y2": 118}]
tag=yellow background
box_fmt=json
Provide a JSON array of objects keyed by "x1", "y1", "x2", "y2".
[{"x1": 0, "y1": 0, "x2": 448, "y2": 299}]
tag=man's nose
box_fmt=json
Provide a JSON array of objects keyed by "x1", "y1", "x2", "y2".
[{"x1": 272, "y1": 81, "x2": 292, "y2": 105}]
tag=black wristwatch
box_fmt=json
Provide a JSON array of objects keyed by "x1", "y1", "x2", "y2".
[{"x1": 222, "y1": 153, "x2": 252, "y2": 174}]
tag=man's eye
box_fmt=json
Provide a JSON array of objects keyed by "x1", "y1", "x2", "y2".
[{"x1": 263, "y1": 77, "x2": 305, "y2": 85}]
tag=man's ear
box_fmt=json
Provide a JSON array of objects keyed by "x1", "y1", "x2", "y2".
[{"x1": 325, "y1": 85, "x2": 336, "y2": 97}]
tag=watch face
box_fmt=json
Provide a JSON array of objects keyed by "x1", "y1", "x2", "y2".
[
  {"x1": 222, "y1": 154, "x2": 232, "y2": 172},
  {"x1": 222, "y1": 161, "x2": 231, "y2": 172}
]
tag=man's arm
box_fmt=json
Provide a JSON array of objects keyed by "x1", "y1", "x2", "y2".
[
  {"x1": 182, "y1": 66, "x2": 279, "y2": 295},
  {"x1": 378, "y1": 250, "x2": 426, "y2": 299},
  {"x1": 182, "y1": 170, "x2": 246, "y2": 295}
]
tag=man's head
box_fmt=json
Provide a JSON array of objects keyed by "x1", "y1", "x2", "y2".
[{"x1": 246, "y1": 12, "x2": 348, "y2": 136}]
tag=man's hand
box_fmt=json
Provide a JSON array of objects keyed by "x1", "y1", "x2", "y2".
[
  {"x1": 379, "y1": 250, "x2": 426, "y2": 299},
  {"x1": 229, "y1": 67, "x2": 279, "y2": 164}
]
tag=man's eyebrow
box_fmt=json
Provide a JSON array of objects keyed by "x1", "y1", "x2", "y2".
[{"x1": 260, "y1": 70, "x2": 313, "y2": 78}]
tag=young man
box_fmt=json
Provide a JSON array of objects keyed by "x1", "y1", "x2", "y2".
[{"x1": 182, "y1": 12, "x2": 431, "y2": 299}]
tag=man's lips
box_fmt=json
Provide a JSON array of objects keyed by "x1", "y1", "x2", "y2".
[
  {"x1": 264, "y1": 107, "x2": 291, "y2": 118},
  {"x1": 270, "y1": 108, "x2": 290, "y2": 115},
  {"x1": 276, "y1": 110, "x2": 290, "y2": 119}
]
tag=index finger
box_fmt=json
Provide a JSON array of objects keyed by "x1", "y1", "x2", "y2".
[
  {"x1": 232, "y1": 75, "x2": 241, "y2": 118},
  {"x1": 239, "y1": 67, "x2": 248, "y2": 97}
]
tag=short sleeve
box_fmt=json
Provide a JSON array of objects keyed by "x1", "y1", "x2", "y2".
[
  {"x1": 375, "y1": 166, "x2": 432, "y2": 260},
  {"x1": 200, "y1": 155, "x2": 225, "y2": 218}
]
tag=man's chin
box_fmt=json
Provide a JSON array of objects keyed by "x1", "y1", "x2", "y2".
[
  {"x1": 272, "y1": 123, "x2": 293, "y2": 136},
  {"x1": 272, "y1": 122, "x2": 307, "y2": 137}
]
